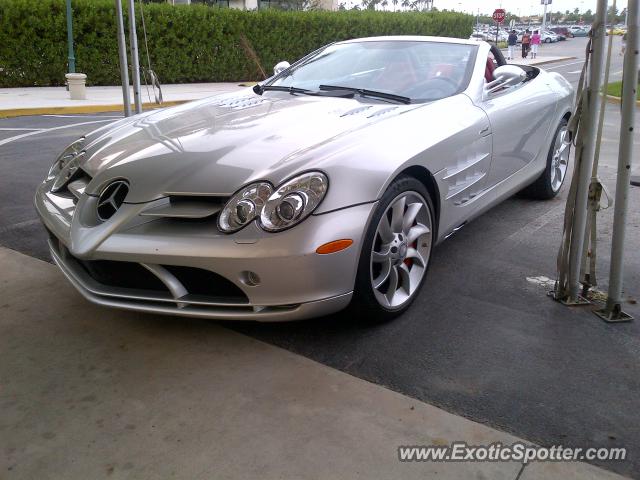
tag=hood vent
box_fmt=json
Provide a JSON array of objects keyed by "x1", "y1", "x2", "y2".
[
  {"x1": 213, "y1": 96, "x2": 266, "y2": 110},
  {"x1": 340, "y1": 106, "x2": 373, "y2": 117},
  {"x1": 366, "y1": 107, "x2": 399, "y2": 118}
]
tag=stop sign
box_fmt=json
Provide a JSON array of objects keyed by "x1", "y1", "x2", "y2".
[{"x1": 493, "y1": 8, "x2": 506, "y2": 23}]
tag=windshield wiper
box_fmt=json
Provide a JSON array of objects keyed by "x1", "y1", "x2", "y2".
[
  {"x1": 319, "y1": 85, "x2": 411, "y2": 104},
  {"x1": 254, "y1": 84, "x2": 354, "y2": 98},
  {"x1": 254, "y1": 85, "x2": 310, "y2": 95}
]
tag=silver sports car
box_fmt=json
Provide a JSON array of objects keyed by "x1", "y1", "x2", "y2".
[{"x1": 35, "y1": 36, "x2": 573, "y2": 322}]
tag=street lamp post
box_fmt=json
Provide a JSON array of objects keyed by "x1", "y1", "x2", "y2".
[{"x1": 65, "y1": 0, "x2": 76, "y2": 73}]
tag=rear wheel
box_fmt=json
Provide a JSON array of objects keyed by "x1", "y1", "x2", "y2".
[
  {"x1": 521, "y1": 119, "x2": 571, "y2": 200},
  {"x1": 350, "y1": 175, "x2": 435, "y2": 323}
]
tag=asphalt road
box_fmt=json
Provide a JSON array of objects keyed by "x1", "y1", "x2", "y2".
[
  {"x1": 2, "y1": 37, "x2": 640, "y2": 478},
  {"x1": 537, "y1": 34, "x2": 626, "y2": 87}
]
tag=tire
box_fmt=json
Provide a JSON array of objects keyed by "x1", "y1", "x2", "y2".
[
  {"x1": 545, "y1": 38, "x2": 552, "y2": 43},
  {"x1": 349, "y1": 175, "x2": 435, "y2": 323},
  {"x1": 520, "y1": 119, "x2": 571, "y2": 200}
]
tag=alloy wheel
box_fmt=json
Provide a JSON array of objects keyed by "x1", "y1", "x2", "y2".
[
  {"x1": 550, "y1": 125, "x2": 570, "y2": 192},
  {"x1": 370, "y1": 191, "x2": 432, "y2": 309}
]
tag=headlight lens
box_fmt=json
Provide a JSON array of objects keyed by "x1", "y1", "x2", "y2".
[
  {"x1": 260, "y1": 171, "x2": 328, "y2": 232},
  {"x1": 47, "y1": 137, "x2": 85, "y2": 181},
  {"x1": 218, "y1": 182, "x2": 273, "y2": 233}
]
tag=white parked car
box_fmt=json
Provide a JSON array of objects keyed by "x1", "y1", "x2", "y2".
[
  {"x1": 469, "y1": 33, "x2": 488, "y2": 42},
  {"x1": 541, "y1": 31, "x2": 559, "y2": 43}
]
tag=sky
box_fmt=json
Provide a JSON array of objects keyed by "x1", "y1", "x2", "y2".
[{"x1": 433, "y1": 0, "x2": 628, "y2": 16}]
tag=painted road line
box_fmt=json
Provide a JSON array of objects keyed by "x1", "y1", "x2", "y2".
[
  {"x1": 0, "y1": 128, "x2": 45, "y2": 131},
  {"x1": 0, "y1": 119, "x2": 115, "y2": 148},
  {"x1": 567, "y1": 70, "x2": 583, "y2": 74},
  {"x1": 43, "y1": 114, "x2": 123, "y2": 119}
]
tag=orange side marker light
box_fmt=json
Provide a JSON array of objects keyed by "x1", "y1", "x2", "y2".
[{"x1": 316, "y1": 239, "x2": 353, "y2": 255}]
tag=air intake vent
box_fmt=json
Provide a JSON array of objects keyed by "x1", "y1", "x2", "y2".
[
  {"x1": 77, "y1": 259, "x2": 169, "y2": 292},
  {"x1": 162, "y1": 265, "x2": 248, "y2": 301}
]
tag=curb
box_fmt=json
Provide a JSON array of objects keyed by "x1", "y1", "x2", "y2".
[
  {"x1": 502, "y1": 52, "x2": 576, "y2": 67},
  {"x1": 530, "y1": 56, "x2": 577, "y2": 66},
  {"x1": 0, "y1": 100, "x2": 190, "y2": 119},
  {"x1": 605, "y1": 94, "x2": 640, "y2": 107}
]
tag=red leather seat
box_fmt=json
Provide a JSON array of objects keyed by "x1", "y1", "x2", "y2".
[
  {"x1": 376, "y1": 60, "x2": 417, "y2": 91},
  {"x1": 485, "y1": 58, "x2": 496, "y2": 83}
]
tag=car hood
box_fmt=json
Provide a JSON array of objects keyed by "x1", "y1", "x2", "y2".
[{"x1": 82, "y1": 90, "x2": 424, "y2": 203}]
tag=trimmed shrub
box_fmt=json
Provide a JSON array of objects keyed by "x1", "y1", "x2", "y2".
[{"x1": 0, "y1": 0, "x2": 473, "y2": 87}]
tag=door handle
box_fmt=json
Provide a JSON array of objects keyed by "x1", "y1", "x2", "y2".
[{"x1": 480, "y1": 126, "x2": 490, "y2": 136}]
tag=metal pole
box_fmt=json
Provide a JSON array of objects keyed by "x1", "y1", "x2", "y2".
[
  {"x1": 596, "y1": 0, "x2": 638, "y2": 322},
  {"x1": 566, "y1": 0, "x2": 608, "y2": 302},
  {"x1": 65, "y1": 0, "x2": 76, "y2": 73},
  {"x1": 542, "y1": 0, "x2": 548, "y2": 32},
  {"x1": 115, "y1": 0, "x2": 131, "y2": 117},
  {"x1": 127, "y1": 0, "x2": 143, "y2": 114},
  {"x1": 625, "y1": 7, "x2": 628, "y2": 26}
]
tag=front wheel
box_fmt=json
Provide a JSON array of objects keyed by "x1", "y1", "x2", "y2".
[
  {"x1": 520, "y1": 119, "x2": 571, "y2": 200},
  {"x1": 349, "y1": 175, "x2": 435, "y2": 323}
]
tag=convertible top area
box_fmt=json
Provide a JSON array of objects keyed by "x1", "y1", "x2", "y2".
[{"x1": 338, "y1": 35, "x2": 484, "y2": 46}]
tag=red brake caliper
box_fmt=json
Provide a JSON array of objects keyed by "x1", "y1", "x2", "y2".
[{"x1": 404, "y1": 241, "x2": 416, "y2": 267}]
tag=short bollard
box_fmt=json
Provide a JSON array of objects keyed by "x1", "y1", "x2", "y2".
[{"x1": 65, "y1": 73, "x2": 87, "y2": 100}]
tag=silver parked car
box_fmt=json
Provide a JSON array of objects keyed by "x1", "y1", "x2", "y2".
[{"x1": 35, "y1": 36, "x2": 573, "y2": 322}]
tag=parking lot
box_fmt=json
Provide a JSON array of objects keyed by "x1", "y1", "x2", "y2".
[{"x1": 2, "y1": 37, "x2": 640, "y2": 479}]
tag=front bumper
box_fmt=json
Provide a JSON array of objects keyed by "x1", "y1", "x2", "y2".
[{"x1": 35, "y1": 181, "x2": 375, "y2": 321}]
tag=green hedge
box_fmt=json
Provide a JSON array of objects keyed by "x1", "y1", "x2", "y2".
[{"x1": 0, "y1": 0, "x2": 473, "y2": 87}]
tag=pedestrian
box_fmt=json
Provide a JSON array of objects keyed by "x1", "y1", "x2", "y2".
[
  {"x1": 522, "y1": 30, "x2": 531, "y2": 59},
  {"x1": 531, "y1": 30, "x2": 541, "y2": 59},
  {"x1": 508, "y1": 30, "x2": 518, "y2": 60}
]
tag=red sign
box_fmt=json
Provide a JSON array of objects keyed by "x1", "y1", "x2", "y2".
[{"x1": 492, "y1": 8, "x2": 506, "y2": 23}]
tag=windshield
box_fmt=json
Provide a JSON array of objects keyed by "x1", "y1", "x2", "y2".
[{"x1": 267, "y1": 40, "x2": 478, "y2": 103}]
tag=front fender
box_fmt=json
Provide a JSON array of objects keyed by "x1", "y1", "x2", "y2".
[{"x1": 313, "y1": 94, "x2": 490, "y2": 215}]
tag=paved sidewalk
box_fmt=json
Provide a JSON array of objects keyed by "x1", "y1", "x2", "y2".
[
  {"x1": 0, "y1": 246, "x2": 629, "y2": 480},
  {"x1": 0, "y1": 83, "x2": 247, "y2": 117}
]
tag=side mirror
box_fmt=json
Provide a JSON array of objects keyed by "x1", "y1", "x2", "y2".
[
  {"x1": 273, "y1": 61, "x2": 290, "y2": 76},
  {"x1": 486, "y1": 65, "x2": 527, "y2": 94}
]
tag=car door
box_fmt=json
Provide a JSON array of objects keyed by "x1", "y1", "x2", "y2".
[{"x1": 478, "y1": 72, "x2": 557, "y2": 188}]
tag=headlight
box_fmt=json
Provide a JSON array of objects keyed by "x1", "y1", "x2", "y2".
[
  {"x1": 47, "y1": 137, "x2": 85, "y2": 182},
  {"x1": 218, "y1": 182, "x2": 273, "y2": 233},
  {"x1": 260, "y1": 171, "x2": 328, "y2": 232}
]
